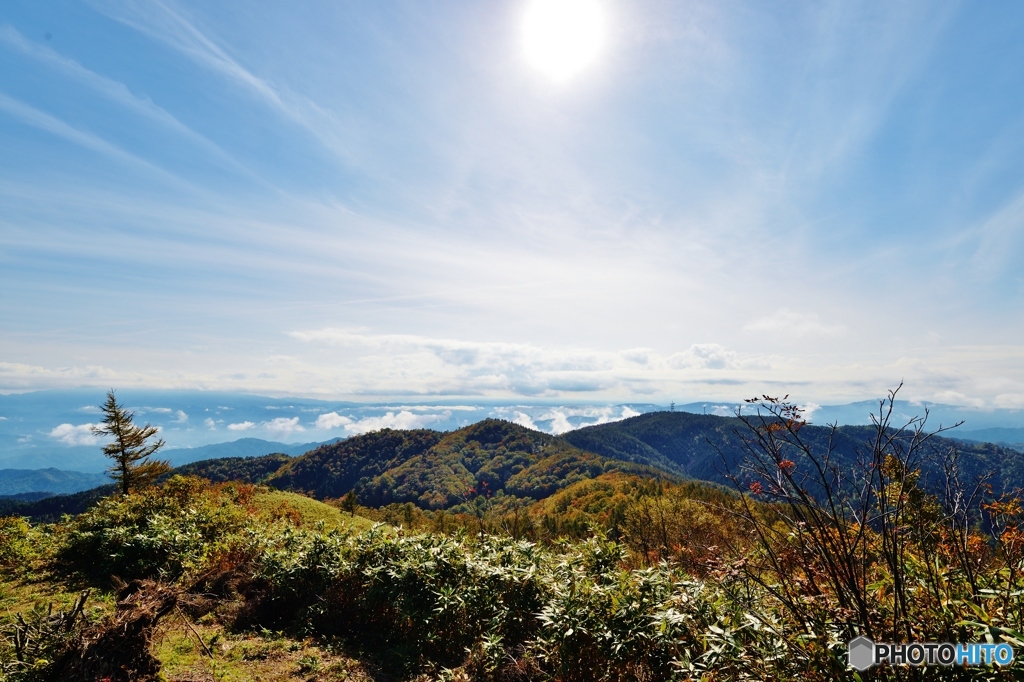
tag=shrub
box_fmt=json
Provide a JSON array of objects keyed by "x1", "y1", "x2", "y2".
[
  {"x1": 252, "y1": 528, "x2": 809, "y2": 680},
  {"x1": 255, "y1": 527, "x2": 548, "y2": 673},
  {"x1": 57, "y1": 476, "x2": 249, "y2": 583},
  {"x1": 0, "y1": 517, "x2": 41, "y2": 570}
]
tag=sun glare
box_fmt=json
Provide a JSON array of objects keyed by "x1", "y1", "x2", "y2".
[{"x1": 522, "y1": 0, "x2": 606, "y2": 82}]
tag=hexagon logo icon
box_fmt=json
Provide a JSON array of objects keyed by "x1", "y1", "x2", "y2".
[{"x1": 848, "y1": 636, "x2": 875, "y2": 671}]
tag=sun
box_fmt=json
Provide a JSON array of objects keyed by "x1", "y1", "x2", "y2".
[{"x1": 522, "y1": 0, "x2": 606, "y2": 82}]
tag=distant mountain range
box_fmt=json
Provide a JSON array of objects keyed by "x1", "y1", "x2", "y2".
[
  {"x1": 0, "y1": 468, "x2": 109, "y2": 496},
  {"x1": 955, "y1": 427, "x2": 1024, "y2": 449},
  {"x1": 3, "y1": 389, "x2": 1022, "y2": 472},
  {"x1": 166, "y1": 437, "x2": 343, "y2": 465},
  {"x1": 0, "y1": 438, "x2": 339, "y2": 496},
  {"x1": 3, "y1": 407, "x2": 1023, "y2": 521},
  {"x1": 562, "y1": 412, "x2": 1024, "y2": 494}
]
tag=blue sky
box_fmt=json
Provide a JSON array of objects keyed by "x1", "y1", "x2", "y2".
[{"x1": 2, "y1": 0, "x2": 1024, "y2": 407}]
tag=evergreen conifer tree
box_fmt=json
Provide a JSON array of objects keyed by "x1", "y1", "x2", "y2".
[
  {"x1": 341, "y1": 490, "x2": 357, "y2": 516},
  {"x1": 92, "y1": 390, "x2": 172, "y2": 495}
]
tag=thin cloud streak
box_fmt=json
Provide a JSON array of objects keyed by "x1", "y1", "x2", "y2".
[
  {"x1": 88, "y1": 0, "x2": 359, "y2": 166},
  {"x1": 0, "y1": 92, "x2": 199, "y2": 195},
  {"x1": 0, "y1": 25, "x2": 268, "y2": 187}
]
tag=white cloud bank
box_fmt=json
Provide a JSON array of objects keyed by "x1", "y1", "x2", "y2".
[
  {"x1": 315, "y1": 412, "x2": 352, "y2": 429},
  {"x1": 287, "y1": 329, "x2": 778, "y2": 399},
  {"x1": 227, "y1": 417, "x2": 305, "y2": 434},
  {"x1": 143, "y1": 407, "x2": 188, "y2": 423},
  {"x1": 5, "y1": 332, "x2": 1024, "y2": 410},
  {"x1": 315, "y1": 410, "x2": 444, "y2": 436},
  {"x1": 264, "y1": 417, "x2": 304, "y2": 434},
  {"x1": 48, "y1": 423, "x2": 100, "y2": 446},
  {"x1": 540, "y1": 405, "x2": 642, "y2": 435},
  {"x1": 512, "y1": 412, "x2": 539, "y2": 430},
  {"x1": 498, "y1": 405, "x2": 642, "y2": 435},
  {"x1": 994, "y1": 394, "x2": 1024, "y2": 409}
]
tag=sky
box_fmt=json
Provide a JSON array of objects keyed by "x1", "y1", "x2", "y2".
[{"x1": 2, "y1": 0, "x2": 1024, "y2": 408}]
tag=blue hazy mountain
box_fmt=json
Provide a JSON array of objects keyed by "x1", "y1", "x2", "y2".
[
  {"x1": 166, "y1": 437, "x2": 343, "y2": 465},
  {"x1": 956, "y1": 428, "x2": 1024, "y2": 449},
  {"x1": 0, "y1": 468, "x2": 110, "y2": 496},
  {"x1": 0, "y1": 438, "x2": 343, "y2": 494}
]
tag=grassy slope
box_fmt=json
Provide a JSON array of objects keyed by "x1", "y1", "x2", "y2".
[
  {"x1": 154, "y1": 622, "x2": 383, "y2": 681},
  {"x1": 250, "y1": 488, "x2": 375, "y2": 533},
  {"x1": 0, "y1": 493, "x2": 382, "y2": 681}
]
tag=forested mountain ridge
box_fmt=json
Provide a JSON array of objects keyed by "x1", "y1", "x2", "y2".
[
  {"x1": 173, "y1": 453, "x2": 293, "y2": 484},
  {"x1": 265, "y1": 428, "x2": 443, "y2": 498},
  {"x1": 562, "y1": 410, "x2": 1024, "y2": 493},
  {"x1": 350, "y1": 419, "x2": 668, "y2": 508}
]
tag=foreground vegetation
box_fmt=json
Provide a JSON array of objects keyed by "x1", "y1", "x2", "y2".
[{"x1": 1, "y1": 392, "x2": 1024, "y2": 680}]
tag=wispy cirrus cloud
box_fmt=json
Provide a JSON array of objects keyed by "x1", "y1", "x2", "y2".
[
  {"x1": 0, "y1": 93, "x2": 197, "y2": 194},
  {"x1": 0, "y1": 361, "x2": 123, "y2": 389},
  {"x1": 0, "y1": 25, "x2": 259, "y2": 183},
  {"x1": 968, "y1": 188, "x2": 1024, "y2": 280},
  {"x1": 87, "y1": 0, "x2": 356, "y2": 165}
]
